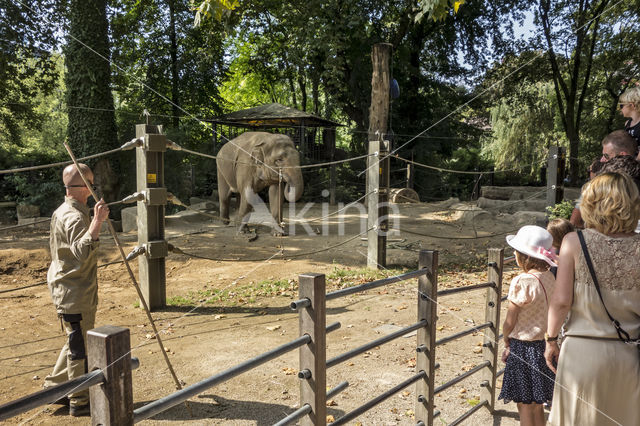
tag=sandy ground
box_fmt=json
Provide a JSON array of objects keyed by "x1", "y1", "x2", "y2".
[{"x1": 0, "y1": 201, "x2": 534, "y2": 425}]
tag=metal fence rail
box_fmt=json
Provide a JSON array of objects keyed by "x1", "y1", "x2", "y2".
[
  {"x1": 437, "y1": 281, "x2": 495, "y2": 297},
  {"x1": 436, "y1": 322, "x2": 493, "y2": 347},
  {"x1": 331, "y1": 371, "x2": 426, "y2": 426},
  {"x1": 134, "y1": 322, "x2": 340, "y2": 423},
  {"x1": 0, "y1": 357, "x2": 140, "y2": 421},
  {"x1": 434, "y1": 360, "x2": 491, "y2": 394},
  {"x1": 274, "y1": 381, "x2": 349, "y2": 426},
  {"x1": 327, "y1": 320, "x2": 427, "y2": 368}
]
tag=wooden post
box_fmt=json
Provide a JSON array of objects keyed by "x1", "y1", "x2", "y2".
[
  {"x1": 546, "y1": 146, "x2": 565, "y2": 209},
  {"x1": 366, "y1": 136, "x2": 389, "y2": 269},
  {"x1": 88, "y1": 325, "x2": 133, "y2": 425},
  {"x1": 298, "y1": 273, "x2": 326, "y2": 426},
  {"x1": 481, "y1": 248, "x2": 503, "y2": 413},
  {"x1": 416, "y1": 250, "x2": 437, "y2": 426},
  {"x1": 136, "y1": 124, "x2": 167, "y2": 310},
  {"x1": 367, "y1": 43, "x2": 392, "y2": 143}
]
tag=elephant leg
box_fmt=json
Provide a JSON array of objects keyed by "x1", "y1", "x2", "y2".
[
  {"x1": 236, "y1": 189, "x2": 256, "y2": 233},
  {"x1": 268, "y1": 184, "x2": 287, "y2": 236},
  {"x1": 217, "y1": 171, "x2": 232, "y2": 225}
]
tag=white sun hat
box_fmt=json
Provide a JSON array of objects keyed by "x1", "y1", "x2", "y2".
[{"x1": 506, "y1": 225, "x2": 557, "y2": 267}]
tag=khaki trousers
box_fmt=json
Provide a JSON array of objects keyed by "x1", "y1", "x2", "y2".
[{"x1": 43, "y1": 310, "x2": 96, "y2": 407}]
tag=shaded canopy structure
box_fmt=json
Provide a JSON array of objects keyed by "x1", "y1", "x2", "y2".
[{"x1": 207, "y1": 103, "x2": 342, "y2": 163}]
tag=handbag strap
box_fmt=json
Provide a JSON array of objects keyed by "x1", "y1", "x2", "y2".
[{"x1": 576, "y1": 230, "x2": 632, "y2": 343}]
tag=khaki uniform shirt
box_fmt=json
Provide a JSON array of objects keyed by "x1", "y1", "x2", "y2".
[{"x1": 47, "y1": 197, "x2": 100, "y2": 314}]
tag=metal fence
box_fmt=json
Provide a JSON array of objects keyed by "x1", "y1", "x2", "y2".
[{"x1": 0, "y1": 248, "x2": 510, "y2": 425}]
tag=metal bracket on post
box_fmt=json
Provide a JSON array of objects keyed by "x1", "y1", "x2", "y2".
[
  {"x1": 136, "y1": 124, "x2": 167, "y2": 310},
  {"x1": 546, "y1": 146, "x2": 566, "y2": 209},
  {"x1": 298, "y1": 273, "x2": 327, "y2": 426},
  {"x1": 481, "y1": 248, "x2": 503, "y2": 413},
  {"x1": 416, "y1": 250, "x2": 437, "y2": 426}
]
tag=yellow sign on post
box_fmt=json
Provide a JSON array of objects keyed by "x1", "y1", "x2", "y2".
[{"x1": 147, "y1": 173, "x2": 157, "y2": 184}]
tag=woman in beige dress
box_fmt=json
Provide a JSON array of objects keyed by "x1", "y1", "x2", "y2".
[{"x1": 544, "y1": 172, "x2": 640, "y2": 426}]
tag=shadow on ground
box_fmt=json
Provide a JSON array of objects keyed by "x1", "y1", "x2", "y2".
[{"x1": 136, "y1": 394, "x2": 345, "y2": 425}]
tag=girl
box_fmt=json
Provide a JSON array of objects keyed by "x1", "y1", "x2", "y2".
[
  {"x1": 499, "y1": 225, "x2": 557, "y2": 426},
  {"x1": 546, "y1": 219, "x2": 574, "y2": 277}
]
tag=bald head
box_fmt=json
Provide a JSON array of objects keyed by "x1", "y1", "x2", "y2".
[
  {"x1": 62, "y1": 163, "x2": 93, "y2": 186},
  {"x1": 601, "y1": 130, "x2": 637, "y2": 160}
]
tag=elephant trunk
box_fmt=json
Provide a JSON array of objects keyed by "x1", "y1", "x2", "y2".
[{"x1": 284, "y1": 168, "x2": 304, "y2": 202}]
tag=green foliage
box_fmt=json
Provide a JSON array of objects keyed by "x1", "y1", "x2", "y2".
[
  {"x1": 545, "y1": 200, "x2": 574, "y2": 220},
  {"x1": 191, "y1": 0, "x2": 238, "y2": 26},
  {"x1": 481, "y1": 80, "x2": 564, "y2": 181},
  {"x1": 415, "y1": 0, "x2": 465, "y2": 22}
]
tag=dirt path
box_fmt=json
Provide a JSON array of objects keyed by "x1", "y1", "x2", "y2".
[{"x1": 0, "y1": 202, "x2": 528, "y2": 425}]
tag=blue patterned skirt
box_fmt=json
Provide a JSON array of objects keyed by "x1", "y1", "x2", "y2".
[{"x1": 498, "y1": 339, "x2": 555, "y2": 404}]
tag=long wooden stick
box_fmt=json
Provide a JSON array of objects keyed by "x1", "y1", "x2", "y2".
[{"x1": 63, "y1": 142, "x2": 190, "y2": 412}]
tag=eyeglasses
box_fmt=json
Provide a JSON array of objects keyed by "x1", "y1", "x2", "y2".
[
  {"x1": 619, "y1": 103, "x2": 630, "y2": 110},
  {"x1": 65, "y1": 184, "x2": 97, "y2": 191}
]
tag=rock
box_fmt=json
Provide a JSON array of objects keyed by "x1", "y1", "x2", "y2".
[
  {"x1": 389, "y1": 188, "x2": 419, "y2": 203},
  {"x1": 16, "y1": 217, "x2": 50, "y2": 229},
  {"x1": 480, "y1": 187, "x2": 512, "y2": 200},
  {"x1": 190, "y1": 201, "x2": 217, "y2": 212},
  {"x1": 432, "y1": 197, "x2": 460, "y2": 209},
  {"x1": 16, "y1": 204, "x2": 40, "y2": 219},
  {"x1": 451, "y1": 203, "x2": 492, "y2": 223},
  {"x1": 121, "y1": 206, "x2": 138, "y2": 233},
  {"x1": 512, "y1": 211, "x2": 548, "y2": 227}
]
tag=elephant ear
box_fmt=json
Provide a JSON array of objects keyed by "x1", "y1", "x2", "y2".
[{"x1": 250, "y1": 141, "x2": 265, "y2": 165}]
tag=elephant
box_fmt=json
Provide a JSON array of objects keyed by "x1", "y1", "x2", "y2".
[{"x1": 216, "y1": 132, "x2": 304, "y2": 235}]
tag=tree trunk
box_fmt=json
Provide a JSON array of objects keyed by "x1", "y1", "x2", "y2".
[
  {"x1": 65, "y1": 0, "x2": 118, "y2": 202},
  {"x1": 168, "y1": 0, "x2": 180, "y2": 128},
  {"x1": 298, "y1": 71, "x2": 307, "y2": 112}
]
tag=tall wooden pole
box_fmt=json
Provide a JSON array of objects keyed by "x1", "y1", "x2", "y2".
[
  {"x1": 366, "y1": 43, "x2": 392, "y2": 269},
  {"x1": 136, "y1": 124, "x2": 168, "y2": 310}
]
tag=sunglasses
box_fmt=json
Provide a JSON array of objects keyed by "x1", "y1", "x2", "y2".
[
  {"x1": 619, "y1": 103, "x2": 630, "y2": 110},
  {"x1": 65, "y1": 184, "x2": 98, "y2": 191}
]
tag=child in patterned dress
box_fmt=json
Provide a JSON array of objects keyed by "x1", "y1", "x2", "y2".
[{"x1": 499, "y1": 225, "x2": 557, "y2": 426}]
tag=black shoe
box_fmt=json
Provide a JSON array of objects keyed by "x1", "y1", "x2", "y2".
[
  {"x1": 69, "y1": 403, "x2": 90, "y2": 417},
  {"x1": 54, "y1": 396, "x2": 69, "y2": 406}
]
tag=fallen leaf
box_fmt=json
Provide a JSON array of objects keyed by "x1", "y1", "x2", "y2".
[
  {"x1": 282, "y1": 367, "x2": 296, "y2": 375},
  {"x1": 326, "y1": 399, "x2": 337, "y2": 406},
  {"x1": 214, "y1": 314, "x2": 226, "y2": 320},
  {"x1": 266, "y1": 325, "x2": 281, "y2": 331},
  {"x1": 326, "y1": 414, "x2": 335, "y2": 422}
]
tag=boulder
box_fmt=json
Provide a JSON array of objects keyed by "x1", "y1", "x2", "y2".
[
  {"x1": 431, "y1": 197, "x2": 460, "y2": 209},
  {"x1": 512, "y1": 211, "x2": 548, "y2": 227},
  {"x1": 17, "y1": 204, "x2": 40, "y2": 220},
  {"x1": 121, "y1": 206, "x2": 138, "y2": 233},
  {"x1": 389, "y1": 188, "x2": 419, "y2": 203},
  {"x1": 451, "y1": 203, "x2": 492, "y2": 224},
  {"x1": 480, "y1": 187, "x2": 512, "y2": 200}
]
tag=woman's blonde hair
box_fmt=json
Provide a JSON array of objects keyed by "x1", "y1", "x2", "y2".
[
  {"x1": 581, "y1": 172, "x2": 640, "y2": 234},
  {"x1": 515, "y1": 251, "x2": 549, "y2": 272},
  {"x1": 620, "y1": 87, "x2": 640, "y2": 107}
]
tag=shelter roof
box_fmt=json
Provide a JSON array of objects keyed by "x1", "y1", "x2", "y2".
[{"x1": 208, "y1": 103, "x2": 342, "y2": 128}]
